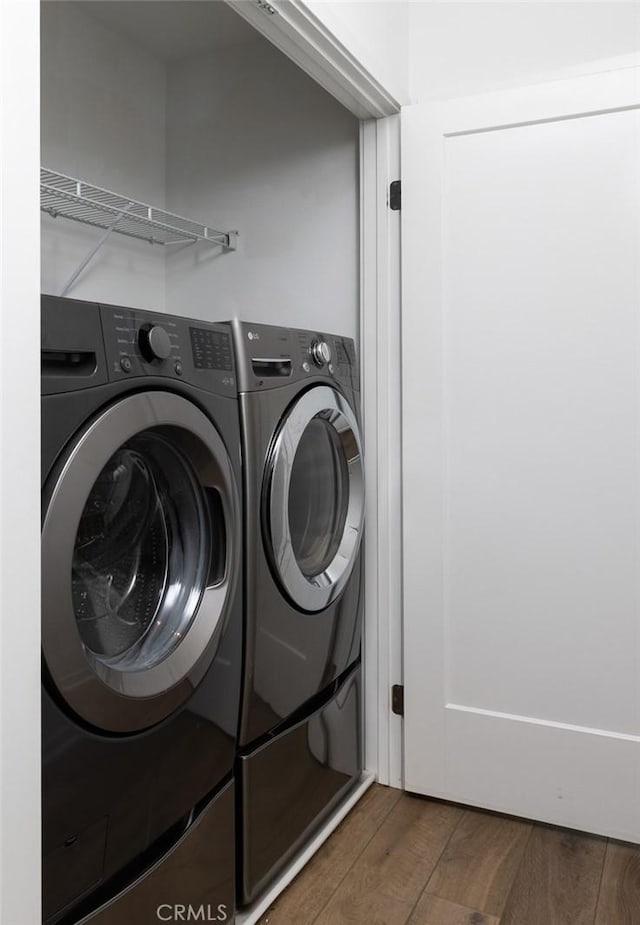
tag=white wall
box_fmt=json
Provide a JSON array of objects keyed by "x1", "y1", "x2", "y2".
[
  {"x1": 165, "y1": 38, "x2": 360, "y2": 337},
  {"x1": 41, "y1": 2, "x2": 167, "y2": 309},
  {"x1": 0, "y1": 0, "x2": 41, "y2": 921},
  {"x1": 40, "y1": 3, "x2": 360, "y2": 339},
  {"x1": 306, "y1": 0, "x2": 410, "y2": 105},
  {"x1": 409, "y1": 2, "x2": 640, "y2": 102}
]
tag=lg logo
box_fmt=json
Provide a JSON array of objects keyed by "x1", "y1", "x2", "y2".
[{"x1": 156, "y1": 904, "x2": 228, "y2": 922}]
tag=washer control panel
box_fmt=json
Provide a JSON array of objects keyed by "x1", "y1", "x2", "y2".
[{"x1": 101, "y1": 304, "x2": 236, "y2": 395}]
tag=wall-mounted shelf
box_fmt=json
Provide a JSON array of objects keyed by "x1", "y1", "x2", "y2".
[
  {"x1": 41, "y1": 167, "x2": 238, "y2": 296},
  {"x1": 41, "y1": 168, "x2": 238, "y2": 249}
]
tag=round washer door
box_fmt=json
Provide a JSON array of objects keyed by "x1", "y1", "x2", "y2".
[
  {"x1": 265, "y1": 385, "x2": 364, "y2": 612},
  {"x1": 42, "y1": 391, "x2": 240, "y2": 733}
]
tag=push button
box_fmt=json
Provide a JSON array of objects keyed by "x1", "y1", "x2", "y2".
[
  {"x1": 174, "y1": 361, "x2": 183, "y2": 376},
  {"x1": 120, "y1": 356, "x2": 132, "y2": 373}
]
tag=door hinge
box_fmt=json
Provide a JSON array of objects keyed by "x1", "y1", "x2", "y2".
[
  {"x1": 391, "y1": 684, "x2": 404, "y2": 716},
  {"x1": 389, "y1": 180, "x2": 401, "y2": 211}
]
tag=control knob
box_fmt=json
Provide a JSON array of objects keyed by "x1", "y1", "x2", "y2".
[
  {"x1": 311, "y1": 340, "x2": 331, "y2": 367},
  {"x1": 139, "y1": 324, "x2": 171, "y2": 362}
]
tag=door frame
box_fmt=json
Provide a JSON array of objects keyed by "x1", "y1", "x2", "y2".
[
  {"x1": 228, "y1": 0, "x2": 402, "y2": 119},
  {"x1": 360, "y1": 115, "x2": 403, "y2": 788}
]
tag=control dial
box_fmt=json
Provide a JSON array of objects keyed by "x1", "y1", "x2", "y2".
[
  {"x1": 139, "y1": 324, "x2": 171, "y2": 362},
  {"x1": 311, "y1": 340, "x2": 331, "y2": 367}
]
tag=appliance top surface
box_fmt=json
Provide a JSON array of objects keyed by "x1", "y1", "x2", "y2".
[
  {"x1": 229, "y1": 320, "x2": 360, "y2": 394},
  {"x1": 41, "y1": 295, "x2": 238, "y2": 398}
]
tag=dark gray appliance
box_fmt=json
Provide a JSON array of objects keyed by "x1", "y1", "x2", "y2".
[
  {"x1": 41, "y1": 295, "x2": 241, "y2": 924},
  {"x1": 231, "y1": 321, "x2": 364, "y2": 906}
]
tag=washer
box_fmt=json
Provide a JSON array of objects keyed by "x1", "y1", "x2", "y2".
[
  {"x1": 231, "y1": 321, "x2": 364, "y2": 906},
  {"x1": 41, "y1": 295, "x2": 241, "y2": 925}
]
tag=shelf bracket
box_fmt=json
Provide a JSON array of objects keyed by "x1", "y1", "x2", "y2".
[
  {"x1": 59, "y1": 202, "x2": 134, "y2": 297},
  {"x1": 222, "y1": 230, "x2": 239, "y2": 250}
]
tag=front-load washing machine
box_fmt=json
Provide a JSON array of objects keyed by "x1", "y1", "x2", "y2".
[
  {"x1": 230, "y1": 321, "x2": 365, "y2": 906},
  {"x1": 41, "y1": 295, "x2": 242, "y2": 924}
]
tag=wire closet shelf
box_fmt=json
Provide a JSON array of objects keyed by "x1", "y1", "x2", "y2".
[{"x1": 40, "y1": 168, "x2": 238, "y2": 250}]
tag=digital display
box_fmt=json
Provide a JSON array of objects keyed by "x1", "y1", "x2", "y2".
[{"x1": 190, "y1": 327, "x2": 233, "y2": 371}]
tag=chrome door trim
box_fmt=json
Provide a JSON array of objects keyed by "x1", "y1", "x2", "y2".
[
  {"x1": 42, "y1": 391, "x2": 240, "y2": 732},
  {"x1": 267, "y1": 385, "x2": 364, "y2": 612}
]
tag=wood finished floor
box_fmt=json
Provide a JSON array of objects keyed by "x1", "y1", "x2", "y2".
[{"x1": 257, "y1": 785, "x2": 640, "y2": 925}]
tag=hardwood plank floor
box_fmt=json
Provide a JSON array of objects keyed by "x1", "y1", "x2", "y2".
[
  {"x1": 424, "y1": 810, "x2": 531, "y2": 916},
  {"x1": 311, "y1": 795, "x2": 461, "y2": 925},
  {"x1": 256, "y1": 785, "x2": 636, "y2": 925},
  {"x1": 499, "y1": 827, "x2": 606, "y2": 925},
  {"x1": 407, "y1": 893, "x2": 500, "y2": 925},
  {"x1": 594, "y1": 841, "x2": 640, "y2": 924}
]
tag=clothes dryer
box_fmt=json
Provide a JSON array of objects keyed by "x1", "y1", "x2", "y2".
[{"x1": 231, "y1": 322, "x2": 364, "y2": 906}]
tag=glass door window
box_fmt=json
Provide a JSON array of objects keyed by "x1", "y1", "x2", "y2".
[
  {"x1": 288, "y1": 419, "x2": 349, "y2": 578},
  {"x1": 266, "y1": 386, "x2": 364, "y2": 613},
  {"x1": 73, "y1": 432, "x2": 210, "y2": 673}
]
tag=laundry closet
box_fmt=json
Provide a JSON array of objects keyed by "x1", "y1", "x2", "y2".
[{"x1": 40, "y1": 4, "x2": 368, "y2": 924}]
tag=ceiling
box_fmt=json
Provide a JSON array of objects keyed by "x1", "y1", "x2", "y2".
[{"x1": 75, "y1": 1, "x2": 262, "y2": 61}]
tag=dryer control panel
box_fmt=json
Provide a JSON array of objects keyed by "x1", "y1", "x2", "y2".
[{"x1": 231, "y1": 321, "x2": 359, "y2": 394}]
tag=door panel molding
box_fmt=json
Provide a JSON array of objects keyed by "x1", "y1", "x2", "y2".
[
  {"x1": 436, "y1": 707, "x2": 640, "y2": 843},
  {"x1": 446, "y1": 704, "x2": 640, "y2": 745}
]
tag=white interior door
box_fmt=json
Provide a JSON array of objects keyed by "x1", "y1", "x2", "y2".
[{"x1": 402, "y1": 66, "x2": 640, "y2": 841}]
